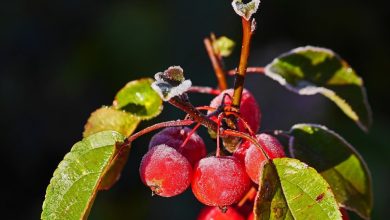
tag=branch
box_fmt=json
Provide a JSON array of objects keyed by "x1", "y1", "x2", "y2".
[
  {"x1": 204, "y1": 37, "x2": 228, "y2": 90},
  {"x1": 232, "y1": 18, "x2": 254, "y2": 108},
  {"x1": 188, "y1": 86, "x2": 221, "y2": 95},
  {"x1": 228, "y1": 67, "x2": 265, "y2": 76},
  {"x1": 168, "y1": 96, "x2": 218, "y2": 131}
]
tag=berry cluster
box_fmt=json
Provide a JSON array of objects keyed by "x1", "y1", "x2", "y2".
[{"x1": 139, "y1": 89, "x2": 287, "y2": 219}]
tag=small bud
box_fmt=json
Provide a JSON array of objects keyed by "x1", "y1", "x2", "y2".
[
  {"x1": 151, "y1": 66, "x2": 192, "y2": 101},
  {"x1": 231, "y1": 0, "x2": 260, "y2": 21},
  {"x1": 212, "y1": 36, "x2": 236, "y2": 57},
  {"x1": 155, "y1": 66, "x2": 185, "y2": 86}
]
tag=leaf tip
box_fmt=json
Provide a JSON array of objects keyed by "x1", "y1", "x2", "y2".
[{"x1": 232, "y1": 0, "x2": 261, "y2": 20}]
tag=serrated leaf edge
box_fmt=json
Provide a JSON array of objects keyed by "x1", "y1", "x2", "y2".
[
  {"x1": 288, "y1": 123, "x2": 373, "y2": 219},
  {"x1": 41, "y1": 131, "x2": 125, "y2": 220},
  {"x1": 274, "y1": 158, "x2": 342, "y2": 220}
]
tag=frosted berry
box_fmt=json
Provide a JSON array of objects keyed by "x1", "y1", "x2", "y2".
[
  {"x1": 192, "y1": 156, "x2": 251, "y2": 206},
  {"x1": 198, "y1": 206, "x2": 245, "y2": 220},
  {"x1": 139, "y1": 144, "x2": 192, "y2": 197},
  {"x1": 243, "y1": 134, "x2": 285, "y2": 184},
  {"x1": 149, "y1": 127, "x2": 206, "y2": 166},
  {"x1": 232, "y1": 139, "x2": 251, "y2": 163},
  {"x1": 208, "y1": 89, "x2": 261, "y2": 133}
]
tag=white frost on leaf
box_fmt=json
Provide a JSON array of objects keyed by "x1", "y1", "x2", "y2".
[
  {"x1": 232, "y1": 0, "x2": 260, "y2": 21},
  {"x1": 292, "y1": 46, "x2": 335, "y2": 56},
  {"x1": 151, "y1": 66, "x2": 192, "y2": 101}
]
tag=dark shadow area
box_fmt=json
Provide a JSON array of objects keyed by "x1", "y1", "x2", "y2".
[{"x1": 1, "y1": 0, "x2": 389, "y2": 219}]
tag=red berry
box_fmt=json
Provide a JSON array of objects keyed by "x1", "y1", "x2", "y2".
[
  {"x1": 149, "y1": 127, "x2": 206, "y2": 166},
  {"x1": 247, "y1": 212, "x2": 254, "y2": 220},
  {"x1": 232, "y1": 138, "x2": 251, "y2": 163},
  {"x1": 139, "y1": 144, "x2": 192, "y2": 197},
  {"x1": 192, "y1": 156, "x2": 251, "y2": 206},
  {"x1": 198, "y1": 206, "x2": 245, "y2": 220},
  {"x1": 208, "y1": 89, "x2": 261, "y2": 133},
  {"x1": 241, "y1": 134, "x2": 285, "y2": 184}
]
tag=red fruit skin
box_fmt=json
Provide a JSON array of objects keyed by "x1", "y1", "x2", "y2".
[
  {"x1": 192, "y1": 156, "x2": 251, "y2": 206},
  {"x1": 149, "y1": 127, "x2": 206, "y2": 166},
  {"x1": 232, "y1": 139, "x2": 251, "y2": 163},
  {"x1": 243, "y1": 134, "x2": 285, "y2": 184},
  {"x1": 139, "y1": 144, "x2": 192, "y2": 197},
  {"x1": 198, "y1": 206, "x2": 245, "y2": 220},
  {"x1": 247, "y1": 212, "x2": 254, "y2": 220},
  {"x1": 208, "y1": 89, "x2": 261, "y2": 133}
]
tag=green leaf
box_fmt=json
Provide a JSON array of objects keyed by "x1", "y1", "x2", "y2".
[
  {"x1": 114, "y1": 78, "x2": 163, "y2": 120},
  {"x1": 254, "y1": 161, "x2": 292, "y2": 220},
  {"x1": 41, "y1": 131, "x2": 126, "y2": 220},
  {"x1": 212, "y1": 36, "x2": 235, "y2": 57},
  {"x1": 265, "y1": 46, "x2": 372, "y2": 131},
  {"x1": 83, "y1": 106, "x2": 140, "y2": 137},
  {"x1": 289, "y1": 124, "x2": 373, "y2": 219},
  {"x1": 98, "y1": 144, "x2": 130, "y2": 190},
  {"x1": 255, "y1": 158, "x2": 342, "y2": 220}
]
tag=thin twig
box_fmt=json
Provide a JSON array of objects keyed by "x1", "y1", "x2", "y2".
[
  {"x1": 228, "y1": 67, "x2": 265, "y2": 76},
  {"x1": 204, "y1": 38, "x2": 228, "y2": 90},
  {"x1": 188, "y1": 86, "x2": 221, "y2": 95},
  {"x1": 180, "y1": 123, "x2": 201, "y2": 148},
  {"x1": 225, "y1": 111, "x2": 255, "y2": 136},
  {"x1": 238, "y1": 187, "x2": 257, "y2": 207},
  {"x1": 126, "y1": 120, "x2": 194, "y2": 145},
  {"x1": 168, "y1": 96, "x2": 218, "y2": 131},
  {"x1": 222, "y1": 129, "x2": 270, "y2": 160},
  {"x1": 115, "y1": 119, "x2": 195, "y2": 161},
  {"x1": 216, "y1": 113, "x2": 225, "y2": 157}
]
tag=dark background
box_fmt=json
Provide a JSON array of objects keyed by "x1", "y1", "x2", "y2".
[{"x1": 1, "y1": 0, "x2": 389, "y2": 219}]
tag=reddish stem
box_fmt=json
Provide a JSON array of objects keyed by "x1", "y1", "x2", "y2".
[
  {"x1": 168, "y1": 97, "x2": 218, "y2": 131},
  {"x1": 228, "y1": 67, "x2": 265, "y2": 76},
  {"x1": 204, "y1": 37, "x2": 228, "y2": 91},
  {"x1": 225, "y1": 111, "x2": 255, "y2": 136},
  {"x1": 126, "y1": 120, "x2": 194, "y2": 144},
  {"x1": 238, "y1": 187, "x2": 257, "y2": 207},
  {"x1": 114, "y1": 119, "x2": 195, "y2": 162},
  {"x1": 222, "y1": 129, "x2": 270, "y2": 160},
  {"x1": 231, "y1": 18, "x2": 253, "y2": 108},
  {"x1": 196, "y1": 106, "x2": 217, "y2": 112},
  {"x1": 216, "y1": 113, "x2": 225, "y2": 157},
  {"x1": 188, "y1": 86, "x2": 221, "y2": 95},
  {"x1": 180, "y1": 123, "x2": 201, "y2": 148}
]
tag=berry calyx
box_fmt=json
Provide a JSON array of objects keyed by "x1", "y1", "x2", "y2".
[
  {"x1": 198, "y1": 206, "x2": 245, "y2": 220},
  {"x1": 192, "y1": 156, "x2": 251, "y2": 206},
  {"x1": 149, "y1": 127, "x2": 206, "y2": 166},
  {"x1": 241, "y1": 133, "x2": 285, "y2": 184},
  {"x1": 208, "y1": 89, "x2": 261, "y2": 133},
  {"x1": 139, "y1": 144, "x2": 192, "y2": 197}
]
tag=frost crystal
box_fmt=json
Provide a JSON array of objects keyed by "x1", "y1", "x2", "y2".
[
  {"x1": 232, "y1": 0, "x2": 260, "y2": 21},
  {"x1": 152, "y1": 66, "x2": 192, "y2": 101}
]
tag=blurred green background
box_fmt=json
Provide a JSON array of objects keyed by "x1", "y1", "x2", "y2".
[{"x1": 1, "y1": 0, "x2": 389, "y2": 219}]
